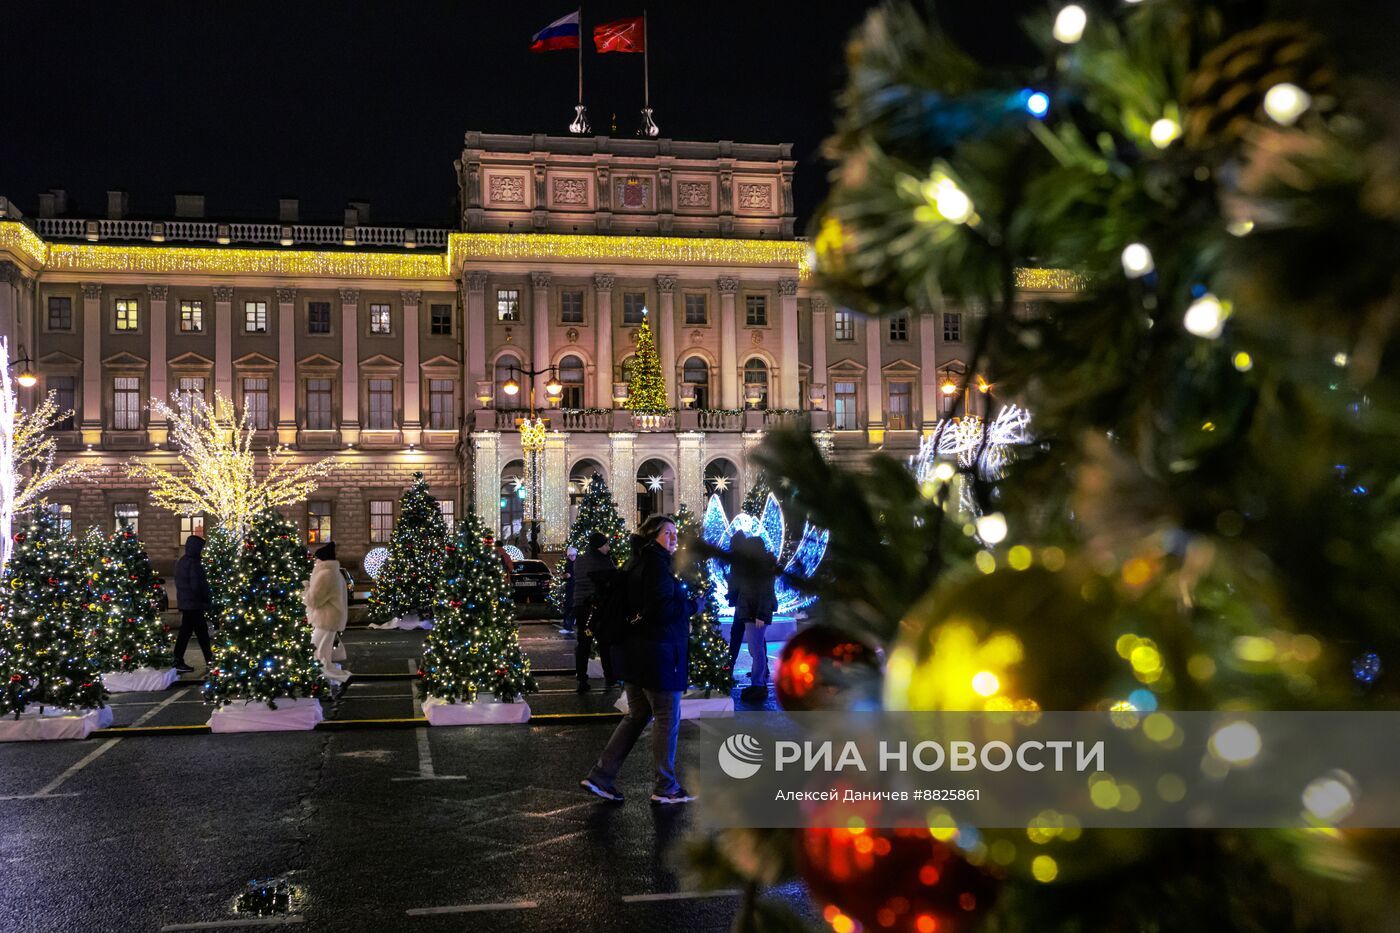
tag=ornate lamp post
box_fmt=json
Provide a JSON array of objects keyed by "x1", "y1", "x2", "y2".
[{"x1": 502, "y1": 365, "x2": 562, "y2": 557}]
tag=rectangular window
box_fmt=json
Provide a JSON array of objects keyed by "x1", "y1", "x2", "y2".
[
  {"x1": 943, "y1": 312, "x2": 963, "y2": 342},
  {"x1": 428, "y1": 379, "x2": 455, "y2": 430},
  {"x1": 438, "y1": 499, "x2": 455, "y2": 531},
  {"x1": 46, "y1": 502, "x2": 73, "y2": 536},
  {"x1": 115, "y1": 298, "x2": 140, "y2": 331},
  {"x1": 887, "y1": 381, "x2": 913, "y2": 430},
  {"x1": 745, "y1": 294, "x2": 768, "y2": 326},
  {"x1": 560, "y1": 290, "x2": 584, "y2": 324},
  {"x1": 496, "y1": 289, "x2": 520, "y2": 321},
  {"x1": 834, "y1": 310, "x2": 855, "y2": 341},
  {"x1": 242, "y1": 377, "x2": 270, "y2": 430},
  {"x1": 180, "y1": 300, "x2": 204, "y2": 333},
  {"x1": 305, "y1": 378, "x2": 333, "y2": 430},
  {"x1": 369, "y1": 303, "x2": 392, "y2": 334},
  {"x1": 623, "y1": 291, "x2": 647, "y2": 324},
  {"x1": 367, "y1": 378, "x2": 394, "y2": 430},
  {"x1": 113, "y1": 376, "x2": 141, "y2": 430},
  {"x1": 178, "y1": 376, "x2": 206, "y2": 406},
  {"x1": 369, "y1": 500, "x2": 394, "y2": 542},
  {"x1": 308, "y1": 301, "x2": 331, "y2": 334},
  {"x1": 243, "y1": 300, "x2": 268, "y2": 333},
  {"x1": 51, "y1": 376, "x2": 76, "y2": 431},
  {"x1": 114, "y1": 502, "x2": 140, "y2": 534},
  {"x1": 889, "y1": 313, "x2": 909, "y2": 342},
  {"x1": 834, "y1": 381, "x2": 859, "y2": 430},
  {"x1": 684, "y1": 293, "x2": 708, "y2": 325},
  {"x1": 307, "y1": 502, "x2": 332, "y2": 545},
  {"x1": 429, "y1": 303, "x2": 453, "y2": 335},
  {"x1": 47, "y1": 296, "x2": 72, "y2": 331},
  {"x1": 179, "y1": 514, "x2": 205, "y2": 543}
]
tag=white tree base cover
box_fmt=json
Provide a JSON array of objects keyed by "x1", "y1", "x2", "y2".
[
  {"x1": 368, "y1": 615, "x2": 433, "y2": 631},
  {"x1": 0, "y1": 705, "x2": 113, "y2": 742},
  {"x1": 422, "y1": 696, "x2": 531, "y2": 725},
  {"x1": 614, "y1": 692, "x2": 735, "y2": 720},
  {"x1": 103, "y1": 667, "x2": 179, "y2": 693},
  {"x1": 208, "y1": 696, "x2": 324, "y2": 733}
]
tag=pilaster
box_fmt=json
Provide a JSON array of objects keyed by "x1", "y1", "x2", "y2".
[
  {"x1": 676, "y1": 431, "x2": 706, "y2": 517},
  {"x1": 593, "y1": 273, "x2": 615, "y2": 408},
  {"x1": 656, "y1": 275, "x2": 678, "y2": 405},
  {"x1": 530, "y1": 272, "x2": 551, "y2": 372},
  {"x1": 543, "y1": 431, "x2": 569, "y2": 549},
  {"x1": 276, "y1": 286, "x2": 297, "y2": 444},
  {"x1": 81, "y1": 283, "x2": 102, "y2": 439},
  {"x1": 811, "y1": 296, "x2": 830, "y2": 409},
  {"x1": 718, "y1": 276, "x2": 739, "y2": 409},
  {"x1": 340, "y1": 288, "x2": 360, "y2": 443},
  {"x1": 213, "y1": 285, "x2": 234, "y2": 401},
  {"x1": 472, "y1": 431, "x2": 501, "y2": 528},
  {"x1": 608, "y1": 432, "x2": 638, "y2": 531},
  {"x1": 778, "y1": 278, "x2": 799, "y2": 409},
  {"x1": 147, "y1": 284, "x2": 169, "y2": 442},
  {"x1": 402, "y1": 289, "x2": 422, "y2": 445},
  {"x1": 463, "y1": 272, "x2": 488, "y2": 411}
]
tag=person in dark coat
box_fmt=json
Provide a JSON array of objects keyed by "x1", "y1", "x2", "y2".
[
  {"x1": 571, "y1": 532, "x2": 616, "y2": 691},
  {"x1": 730, "y1": 533, "x2": 780, "y2": 700},
  {"x1": 172, "y1": 534, "x2": 214, "y2": 672},
  {"x1": 581, "y1": 514, "x2": 699, "y2": 805},
  {"x1": 559, "y1": 546, "x2": 579, "y2": 636},
  {"x1": 725, "y1": 532, "x2": 751, "y2": 675}
]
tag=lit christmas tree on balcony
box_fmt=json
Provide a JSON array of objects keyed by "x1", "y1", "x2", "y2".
[{"x1": 625, "y1": 312, "x2": 668, "y2": 413}]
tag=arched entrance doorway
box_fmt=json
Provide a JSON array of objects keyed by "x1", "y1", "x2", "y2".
[
  {"x1": 704, "y1": 457, "x2": 741, "y2": 517},
  {"x1": 635, "y1": 457, "x2": 677, "y2": 523},
  {"x1": 568, "y1": 458, "x2": 607, "y2": 528},
  {"x1": 499, "y1": 459, "x2": 525, "y2": 548}
]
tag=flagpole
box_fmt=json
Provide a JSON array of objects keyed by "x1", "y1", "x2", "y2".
[
  {"x1": 570, "y1": 7, "x2": 590, "y2": 134},
  {"x1": 639, "y1": 10, "x2": 659, "y2": 136}
]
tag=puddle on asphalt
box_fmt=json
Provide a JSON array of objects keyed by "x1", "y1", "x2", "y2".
[{"x1": 233, "y1": 877, "x2": 302, "y2": 916}]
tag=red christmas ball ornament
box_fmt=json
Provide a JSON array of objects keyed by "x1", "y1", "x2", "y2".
[
  {"x1": 9, "y1": 673, "x2": 21, "y2": 682},
  {"x1": 798, "y1": 827, "x2": 998, "y2": 933},
  {"x1": 12, "y1": 533, "x2": 23, "y2": 543},
  {"x1": 101, "y1": 593, "x2": 112, "y2": 602},
  {"x1": 244, "y1": 541, "x2": 256, "y2": 549},
  {"x1": 775, "y1": 625, "x2": 882, "y2": 712},
  {"x1": 450, "y1": 600, "x2": 462, "y2": 609},
  {"x1": 47, "y1": 577, "x2": 58, "y2": 586}
]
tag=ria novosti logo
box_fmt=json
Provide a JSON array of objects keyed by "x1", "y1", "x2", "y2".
[{"x1": 718, "y1": 734, "x2": 764, "y2": 779}]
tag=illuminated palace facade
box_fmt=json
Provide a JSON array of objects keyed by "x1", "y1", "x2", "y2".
[{"x1": 0, "y1": 131, "x2": 1074, "y2": 573}]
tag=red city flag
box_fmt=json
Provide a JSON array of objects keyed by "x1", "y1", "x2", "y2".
[{"x1": 593, "y1": 16, "x2": 644, "y2": 53}]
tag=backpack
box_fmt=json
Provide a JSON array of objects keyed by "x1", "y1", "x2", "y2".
[{"x1": 590, "y1": 558, "x2": 640, "y2": 645}]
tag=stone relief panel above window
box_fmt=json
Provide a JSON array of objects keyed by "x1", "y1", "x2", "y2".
[
  {"x1": 489, "y1": 175, "x2": 526, "y2": 204},
  {"x1": 677, "y1": 181, "x2": 712, "y2": 208},
  {"x1": 551, "y1": 177, "x2": 590, "y2": 206},
  {"x1": 737, "y1": 182, "x2": 774, "y2": 211}
]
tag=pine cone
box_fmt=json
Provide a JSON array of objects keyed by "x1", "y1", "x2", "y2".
[{"x1": 1183, "y1": 22, "x2": 1334, "y2": 149}]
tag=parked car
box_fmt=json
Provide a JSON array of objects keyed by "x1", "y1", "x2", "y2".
[{"x1": 510, "y1": 559, "x2": 553, "y2": 604}]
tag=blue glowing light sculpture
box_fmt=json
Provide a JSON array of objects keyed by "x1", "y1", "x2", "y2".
[{"x1": 702, "y1": 493, "x2": 828, "y2": 617}]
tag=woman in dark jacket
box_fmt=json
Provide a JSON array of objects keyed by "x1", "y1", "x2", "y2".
[
  {"x1": 172, "y1": 534, "x2": 214, "y2": 672},
  {"x1": 581, "y1": 514, "x2": 699, "y2": 805}
]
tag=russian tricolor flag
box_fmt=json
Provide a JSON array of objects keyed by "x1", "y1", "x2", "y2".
[{"x1": 530, "y1": 11, "x2": 581, "y2": 52}]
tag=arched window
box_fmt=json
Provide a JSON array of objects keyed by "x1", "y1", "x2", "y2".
[
  {"x1": 494, "y1": 354, "x2": 522, "y2": 409},
  {"x1": 743, "y1": 358, "x2": 769, "y2": 409},
  {"x1": 558, "y1": 355, "x2": 585, "y2": 409},
  {"x1": 615, "y1": 354, "x2": 636, "y2": 386},
  {"x1": 682, "y1": 356, "x2": 710, "y2": 409}
]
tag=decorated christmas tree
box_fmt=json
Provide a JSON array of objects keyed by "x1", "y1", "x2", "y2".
[
  {"x1": 421, "y1": 513, "x2": 536, "y2": 703},
  {"x1": 0, "y1": 508, "x2": 106, "y2": 716},
  {"x1": 368, "y1": 472, "x2": 448, "y2": 625},
  {"x1": 625, "y1": 313, "x2": 668, "y2": 413},
  {"x1": 203, "y1": 507, "x2": 324, "y2": 708},
  {"x1": 740, "y1": 471, "x2": 772, "y2": 519},
  {"x1": 677, "y1": 503, "x2": 733, "y2": 695},
  {"x1": 549, "y1": 474, "x2": 631, "y2": 613},
  {"x1": 87, "y1": 522, "x2": 166, "y2": 674},
  {"x1": 688, "y1": 2, "x2": 1400, "y2": 930}
]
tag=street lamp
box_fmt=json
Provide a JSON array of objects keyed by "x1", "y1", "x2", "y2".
[
  {"x1": 11, "y1": 346, "x2": 37, "y2": 388},
  {"x1": 504, "y1": 364, "x2": 563, "y2": 558}
]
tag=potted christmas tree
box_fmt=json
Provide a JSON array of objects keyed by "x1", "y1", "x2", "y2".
[
  {"x1": 367, "y1": 472, "x2": 448, "y2": 630},
  {"x1": 90, "y1": 521, "x2": 176, "y2": 693}
]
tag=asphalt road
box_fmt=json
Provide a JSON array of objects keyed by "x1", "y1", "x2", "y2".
[{"x1": 0, "y1": 624, "x2": 805, "y2": 933}]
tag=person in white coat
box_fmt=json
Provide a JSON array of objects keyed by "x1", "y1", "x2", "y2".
[{"x1": 304, "y1": 542, "x2": 351, "y2": 684}]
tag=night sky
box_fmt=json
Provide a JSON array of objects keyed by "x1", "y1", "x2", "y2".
[{"x1": 0, "y1": 1, "x2": 1042, "y2": 232}]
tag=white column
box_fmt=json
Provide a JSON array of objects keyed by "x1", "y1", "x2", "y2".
[
  {"x1": 213, "y1": 286, "x2": 234, "y2": 401},
  {"x1": 530, "y1": 272, "x2": 551, "y2": 376},
  {"x1": 655, "y1": 275, "x2": 678, "y2": 405},
  {"x1": 340, "y1": 288, "x2": 360, "y2": 442},
  {"x1": 0, "y1": 263, "x2": 19, "y2": 348},
  {"x1": 276, "y1": 286, "x2": 297, "y2": 444},
  {"x1": 778, "y1": 278, "x2": 799, "y2": 409},
  {"x1": 147, "y1": 285, "x2": 169, "y2": 440},
  {"x1": 543, "y1": 431, "x2": 569, "y2": 548},
  {"x1": 401, "y1": 289, "x2": 422, "y2": 444},
  {"x1": 607, "y1": 432, "x2": 637, "y2": 531},
  {"x1": 464, "y1": 272, "x2": 488, "y2": 411},
  {"x1": 811, "y1": 296, "x2": 829, "y2": 407},
  {"x1": 918, "y1": 311, "x2": 939, "y2": 430},
  {"x1": 865, "y1": 315, "x2": 883, "y2": 432},
  {"x1": 472, "y1": 431, "x2": 501, "y2": 527},
  {"x1": 676, "y1": 431, "x2": 705, "y2": 516},
  {"x1": 593, "y1": 273, "x2": 615, "y2": 408},
  {"x1": 81, "y1": 283, "x2": 102, "y2": 438},
  {"x1": 718, "y1": 276, "x2": 739, "y2": 408}
]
